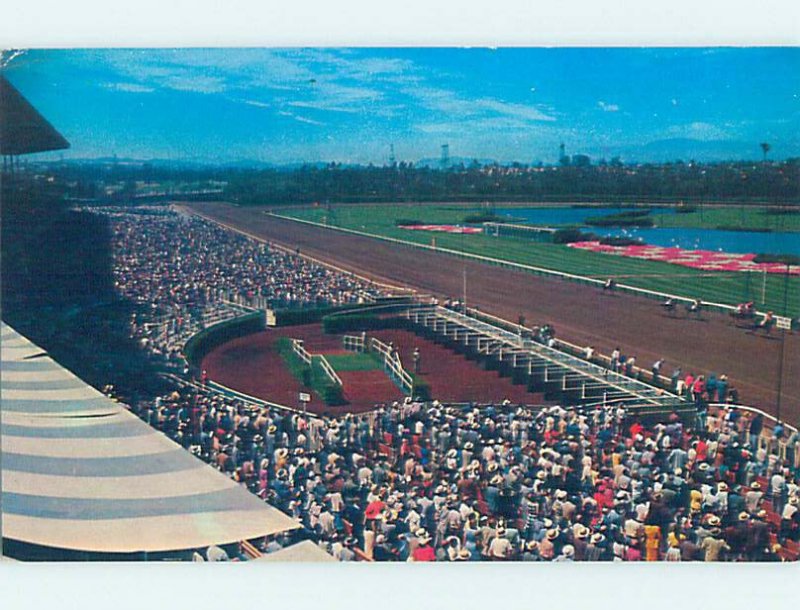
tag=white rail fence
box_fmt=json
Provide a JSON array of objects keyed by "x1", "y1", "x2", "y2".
[
  {"x1": 290, "y1": 338, "x2": 312, "y2": 365},
  {"x1": 707, "y1": 402, "x2": 799, "y2": 469},
  {"x1": 291, "y1": 338, "x2": 342, "y2": 387},
  {"x1": 273, "y1": 213, "x2": 795, "y2": 320},
  {"x1": 464, "y1": 305, "x2": 672, "y2": 388},
  {"x1": 342, "y1": 333, "x2": 366, "y2": 352},
  {"x1": 316, "y1": 354, "x2": 343, "y2": 387},
  {"x1": 369, "y1": 337, "x2": 414, "y2": 394}
]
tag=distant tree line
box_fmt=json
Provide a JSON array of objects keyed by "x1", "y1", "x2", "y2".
[
  {"x1": 223, "y1": 160, "x2": 800, "y2": 205},
  {"x1": 47, "y1": 158, "x2": 800, "y2": 205}
]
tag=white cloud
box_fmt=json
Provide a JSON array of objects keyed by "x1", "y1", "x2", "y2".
[
  {"x1": 278, "y1": 110, "x2": 325, "y2": 126},
  {"x1": 598, "y1": 100, "x2": 620, "y2": 112},
  {"x1": 293, "y1": 115, "x2": 325, "y2": 126},
  {"x1": 664, "y1": 121, "x2": 730, "y2": 141},
  {"x1": 477, "y1": 98, "x2": 555, "y2": 122},
  {"x1": 410, "y1": 86, "x2": 555, "y2": 123},
  {"x1": 103, "y1": 82, "x2": 155, "y2": 93},
  {"x1": 242, "y1": 99, "x2": 271, "y2": 108},
  {"x1": 93, "y1": 48, "x2": 557, "y2": 132}
]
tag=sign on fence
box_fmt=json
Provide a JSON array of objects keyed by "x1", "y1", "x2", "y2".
[{"x1": 776, "y1": 316, "x2": 792, "y2": 330}]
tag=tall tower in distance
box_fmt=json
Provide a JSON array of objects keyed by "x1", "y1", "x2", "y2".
[
  {"x1": 440, "y1": 143, "x2": 450, "y2": 169},
  {"x1": 388, "y1": 143, "x2": 396, "y2": 167},
  {"x1": 558, "y1": 142, "x2": 570, "y2": 166}
]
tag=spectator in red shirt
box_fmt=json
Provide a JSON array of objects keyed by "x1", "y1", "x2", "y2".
[{"x1": 412, "y1": 530, "x2": 436, "y2": 562}]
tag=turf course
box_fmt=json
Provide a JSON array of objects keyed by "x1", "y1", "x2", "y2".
[{"x1": 277, "y1": 204, "x2": 799, "y2": 317}]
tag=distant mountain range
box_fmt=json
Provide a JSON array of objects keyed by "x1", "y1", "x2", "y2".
[{"x1": 615, "y1": 138, "x2": 798, "y2": 164}]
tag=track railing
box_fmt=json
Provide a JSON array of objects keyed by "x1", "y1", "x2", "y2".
[
  {"x1": 272, "y1": 212, "x2": 795, "y2": 319},
  {"x1": 160, "y1": 372, "x2": 308, "y2": 416},
  {"x1": 707, "y1": 402, "x2": 800, "y2": 469},
  {"x1": 290, "y1": 339, "x2": 342, "y2": 387}
]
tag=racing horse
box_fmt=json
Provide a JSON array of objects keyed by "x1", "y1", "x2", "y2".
[{"x1": 685, "y1": 298, "x2": 703, "y2": 319}]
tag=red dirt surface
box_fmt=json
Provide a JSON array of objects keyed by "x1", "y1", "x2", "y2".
[
  {"x1": 337, "y1": 370, "x2": 404, "y2": 408},
  {"x1": 371, "y1": 329, "x2": 544, "y2": 404},
  {"x1": 202, "y1": 325, "x2": 405, "y2": 415},
  {"x1": 186, "y1": 202, "x2": 800, "y2": 425},
  {"x1": 201, "y1": 329, "x2": 304, "y2": 408}
]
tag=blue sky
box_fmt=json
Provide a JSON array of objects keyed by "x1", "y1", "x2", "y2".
[{"x1": 2, "y1": 47, "x2": 799, "y2": 164}]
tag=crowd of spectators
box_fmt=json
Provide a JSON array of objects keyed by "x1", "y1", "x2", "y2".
[
  {"x1": 103, "y1": 206, "x2": 376, "y2": 310},
  {"x1": 91, "y1": 206, "x2": 379, "y2": 366},
  {"x1": 132, "y1": 386, "x2": 800, "y2": 562}
]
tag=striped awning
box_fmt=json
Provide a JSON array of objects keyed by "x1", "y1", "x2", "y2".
[
  {"x1": 1, "y1": 322, "x2": 299, "y2": 554},
  {"x1": 254, "y1": 540, "x2": 337, "y2": 563}
]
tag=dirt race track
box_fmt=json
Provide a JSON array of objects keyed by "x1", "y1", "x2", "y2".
[{"x1": 185, "y1": 202, "x2": 799, "y2": 425}]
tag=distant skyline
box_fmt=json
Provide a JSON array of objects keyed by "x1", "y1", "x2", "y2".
[{"x1": 2, "y1": 48, "x2": 799, "y2": 165}]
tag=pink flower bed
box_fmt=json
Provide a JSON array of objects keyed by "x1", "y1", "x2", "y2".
[
  {"x1": 567, "y1": 241, "x2": 800, "y2": 275},
  {"x1": 399, "y1": 224, "x2": 483, "y2": 234}
]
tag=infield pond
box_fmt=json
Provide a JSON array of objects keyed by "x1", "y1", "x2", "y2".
[{"x1": 496, "y1": 206, "x2": 800, "y2": 256}]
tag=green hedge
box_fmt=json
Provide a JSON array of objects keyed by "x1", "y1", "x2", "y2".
[
  {"x1": 183, "y1": 311, "x2": 265, "y2": 367},
  {"x1": 274, "y1": 303, "x2": 374, "y2": 327},
  {"x1": 585, "y1": 210, "x2": 654, "y2": 227},
  {"x1": 463, "y1": 213, "x2": 504, "y2": 224},
  {"x1": 552, "y1": 228, "x2": 593, "y2": 244},
  {"x1": 412, "y1": 377, "x2": 431, "y2": 401},
  {"x1": 322, "y1": 310, "x2": 414, "y2": 334},
  {"x1": 752, "y1": 253, "x2": 800, "y2": 265}
]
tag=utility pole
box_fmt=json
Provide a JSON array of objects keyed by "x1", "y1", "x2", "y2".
[
  {"x1": 461, "y1": 230, "x2": 467, "y2": 311},
  {"x1": 463, "y1": 265, "x2": 467, "y2": 312},
  {"x1": 775, "y1": 263, "x2": 790, "y2": 422}
]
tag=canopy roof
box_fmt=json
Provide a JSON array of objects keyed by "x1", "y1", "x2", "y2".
[
  {"x1": 0, "y1": 75, "x2": 69, "y2": 156},
  {"x1": 254, "y1": 540, "x2": 336, "y2": 563},
  {"x1": 0, "y1": 322, "x2": 299, "y2": 554}
]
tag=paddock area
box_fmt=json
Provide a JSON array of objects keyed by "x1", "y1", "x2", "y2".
[{"x1": 201, "y1": 323, "x2": 546, "y2": 415}]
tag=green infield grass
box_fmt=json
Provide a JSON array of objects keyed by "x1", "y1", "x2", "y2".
[{"x1": 324, "y1": 352, "x2": 382, "y2": 372}]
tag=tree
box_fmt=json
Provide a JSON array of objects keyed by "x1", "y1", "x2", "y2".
[{"x1": 760, "y1": 142, "x2": 771, "y2": 162}]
